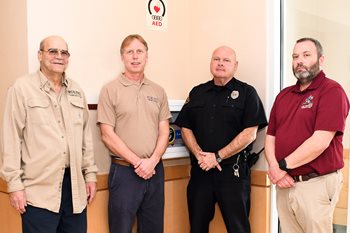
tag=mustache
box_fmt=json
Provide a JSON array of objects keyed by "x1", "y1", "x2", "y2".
[{"x1": 296, "y1": 64, "x2": 307, "y2": 70}]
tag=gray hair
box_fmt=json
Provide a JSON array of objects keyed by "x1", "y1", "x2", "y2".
[{"x1": 296, "y1": 37, "x2": 323, "y2": 58}]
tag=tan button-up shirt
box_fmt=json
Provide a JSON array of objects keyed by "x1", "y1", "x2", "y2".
[{"x1": 1, "y1": 70, "x2": 98, "y2": 213}]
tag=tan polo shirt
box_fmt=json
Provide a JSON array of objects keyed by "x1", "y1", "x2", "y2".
[
  {"x1": 97, "y1": 73, "x2": 171, "y2": 158},
  {"x1": 1, "y1": 70, "x2": 98, "y2": 213}
]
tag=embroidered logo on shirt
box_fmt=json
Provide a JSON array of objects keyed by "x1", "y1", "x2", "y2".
[
  {"x1": 301, "y1": 95, "x2": 313, "y2": 109},
  {"x1": 230, "y1": 90, "x2": 239, "y2": 99},
  {"x1": 67, "y1": 90, "x2": 82, "y2": 98},
  {"x1": 147, "y1": 96, "x2": 159, "y2": 103}
]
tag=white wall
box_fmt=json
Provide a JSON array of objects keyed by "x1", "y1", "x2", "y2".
[
  {"x1": 25, "y1": 0, "x2": 269, "y2": 103},
  {"x1": 26, "y1": 0, "x2": 192, "y2": 102}
]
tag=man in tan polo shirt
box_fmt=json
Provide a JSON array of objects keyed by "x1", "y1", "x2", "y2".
[
  {"x1": 97, "y1": 34, "x2": 171, "y2": 233},
  {"x1": 1, "y1": 35, "x2": 98, "y2": 233}
]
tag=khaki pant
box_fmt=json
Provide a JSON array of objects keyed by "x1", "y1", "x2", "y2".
[{"x1": 276, "y1": 171, "x2": 343, "y2": 233}]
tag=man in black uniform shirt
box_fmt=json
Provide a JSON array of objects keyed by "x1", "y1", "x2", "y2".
[{"x1": 175, "y1": 46, "x2": 267, "y2": 233}]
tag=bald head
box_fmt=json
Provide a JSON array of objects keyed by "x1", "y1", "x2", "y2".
[
  {"x1": 212, "y1": 46, "x2": 237, "y2": 60},
  {"x1": 39, "y1": 35, "x2": 68, "y2": 51},
  {"x1": 210, "y1": 46, "x2": 238, "y2": 85}
]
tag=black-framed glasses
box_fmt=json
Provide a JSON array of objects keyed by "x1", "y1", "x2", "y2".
[{"x1": 40, "y1": 48, "x2": 70, "y2": 58}]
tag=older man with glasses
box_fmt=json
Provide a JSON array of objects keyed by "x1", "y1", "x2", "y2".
[{"x1": 1, "y1": 35, "x2": 98, "y2": 233}]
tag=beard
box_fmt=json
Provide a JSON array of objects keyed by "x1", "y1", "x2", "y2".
[{"x1": 293, "y1": 61, "x2": 320, "y2": 85}]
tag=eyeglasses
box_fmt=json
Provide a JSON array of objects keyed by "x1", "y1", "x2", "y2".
[{"x1": 40, "y1": 48, "x2": 70, "y2": 58}]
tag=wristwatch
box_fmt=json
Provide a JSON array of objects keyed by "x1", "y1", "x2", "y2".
[
  {"x1": 278, "y1": 158, "x2": 288, "y2": 171},
  {"x1": 215, "y1": 151, "x2": 222, "y2": 163}
]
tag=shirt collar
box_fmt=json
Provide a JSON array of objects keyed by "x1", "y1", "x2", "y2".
[
  {"x1": 205, "y1": 77, "x2": 236, "y2": 92},
  {"x1": 38, "y1": 70, "x2": 69, "y2": 93},
  {"x1": 119, "y1": 73, "x2": 150, "y2": 86},
  {"x1": 292, "y1": 70, "x2": 325, "y2": 93}
]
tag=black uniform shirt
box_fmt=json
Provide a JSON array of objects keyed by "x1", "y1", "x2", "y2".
[{"x1": 175, "y1": 78, "x2": 267, "y2": 163}]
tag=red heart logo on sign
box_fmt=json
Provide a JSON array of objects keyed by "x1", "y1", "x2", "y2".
[{"x1": 154, "y1": 6, "x2": 160, "y2": 13}]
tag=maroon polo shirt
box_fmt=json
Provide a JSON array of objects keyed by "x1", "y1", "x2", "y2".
[{"x1": 267, "y1": 71, "x2": 349, "y2": 176}]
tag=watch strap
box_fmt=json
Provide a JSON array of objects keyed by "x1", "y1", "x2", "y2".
[
  {"x1": 215, "y1": 151, "x2": 222, "y2": 163},
  {"x1": 278, "y1": 158, "x2": 288, "y2": 171}
]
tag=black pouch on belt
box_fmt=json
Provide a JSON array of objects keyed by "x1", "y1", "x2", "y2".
[{"x1": 246, "y1": 148, "x2": 264, "y2": 168}]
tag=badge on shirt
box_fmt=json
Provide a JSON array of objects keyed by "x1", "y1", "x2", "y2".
[
  {"x1": 147, "y1": 96, "x2": 159, "y2": 103},
  {"x1": 230, "y1": 90, "x2": 239, "y2": 99},
  {"x1": 301, "y1": 95, "x2": 313, "y2": 109},
  {"x1": 68, "y1": 90, "x2": 82, "y2": 98}
]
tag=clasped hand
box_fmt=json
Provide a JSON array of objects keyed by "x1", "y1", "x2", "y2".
[
  {"x1": 268, "y1": 165, "x2": 295, "y2": 188},
  {"x1": 198, "y1": 151, "x2": 222, "y2": 171},
  {"x1": 134, "y1": 158, "x2": 157, "y2": 180}
]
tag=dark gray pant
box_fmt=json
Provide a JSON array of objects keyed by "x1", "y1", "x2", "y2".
[{"x1": 108, "y1": 162, "x2": 164, "y2": 233}]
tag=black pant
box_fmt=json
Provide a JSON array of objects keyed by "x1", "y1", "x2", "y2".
[
  {"x1": 108, "y1": 162, "x2": 164, "y2": 233},
  {"x1": 21, "y1": 169, "x2": 87, "y2": 233},
  {"x1": 187, "y1": 162, "x2": 251, "y2": 233}
]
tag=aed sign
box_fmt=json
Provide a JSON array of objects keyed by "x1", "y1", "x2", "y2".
[{"x1": 146, "y1": 0, "x2": 167, "y2": 31}]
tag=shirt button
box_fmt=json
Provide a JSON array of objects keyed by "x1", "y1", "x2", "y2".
[
  {"x1": 210, "y1": 116, "x2": 214, "y2": 120},
  {"x1": 213, "y1": 104, "x2": 216, "y2": 107},
  {"x1": 58, "y1": 120, "x2": 61, "y2": 123},
  {"x1": 61, "y1": 136, "x2": 64, "y2": 139}
]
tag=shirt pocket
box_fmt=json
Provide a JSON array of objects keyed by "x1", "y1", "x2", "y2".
[
  {"x1": 187, "y1": 100, "x2": 205, "y2": 111},
  {"x1": 69, "y1": 99, "x2": 85, "y2": 125},
  {"x1": 187, "y1": 100, "x2": 205, "y2": 123},
  {"x1": 221, "y1": 99, "x2": 245, "y2": 124},
  {"x1": 27, "y1": 98, "x2": 51, "y2": 125}
]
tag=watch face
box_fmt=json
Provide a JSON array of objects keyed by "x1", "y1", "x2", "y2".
[{"x1": 215, "y1": 152, "x2": 222, "y2": 163}]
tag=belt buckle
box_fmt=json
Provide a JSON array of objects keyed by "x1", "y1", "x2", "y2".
[{"x1": 298, "y1": 175, "x2": 303, "y2": 182}]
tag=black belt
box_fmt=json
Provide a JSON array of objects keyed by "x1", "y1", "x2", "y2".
[{"x1": 292, "y1": 171, "x2": 336, "y2": 182}]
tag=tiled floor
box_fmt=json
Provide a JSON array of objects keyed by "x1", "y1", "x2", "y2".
[{"x1": 333, "y1": 224, "x2": 346, "y2": 233}]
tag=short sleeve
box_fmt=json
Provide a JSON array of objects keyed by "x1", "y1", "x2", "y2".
[
  {"x1": 266, "y1": 101, "x2": 277, "y2": 136},
  {"x1": 159, "y1": 89, "x2": 172, "y2": 121},
  {"x1": 243, "y1": 87, "x2": 268, "y2": 130},
  {"x1": 315, "y1": 85, "x2": 349, "y2": 134},
  {"x1": 174, "y1": 90, "x2": 194, "y2": 129},
  {"x1": 97, "y1": 85, "x2": 116, "y2": 127}
]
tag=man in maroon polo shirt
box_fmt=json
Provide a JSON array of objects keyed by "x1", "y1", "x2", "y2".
[{"x1": 265, "y1": 37, "x2": 349, "y2": 233}]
